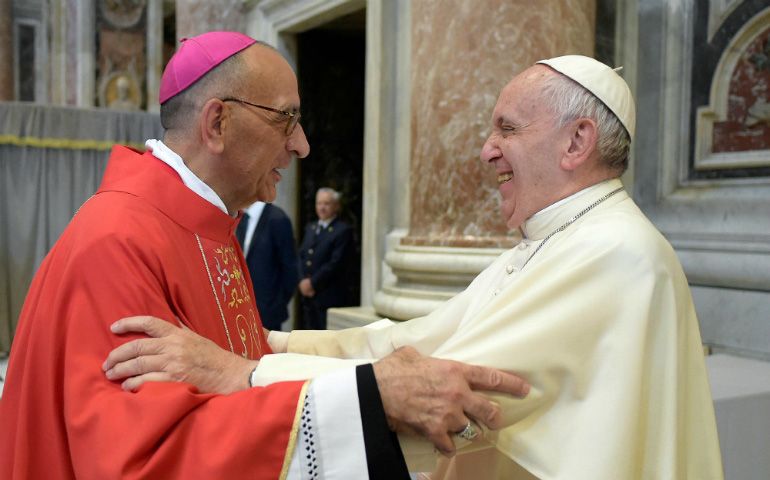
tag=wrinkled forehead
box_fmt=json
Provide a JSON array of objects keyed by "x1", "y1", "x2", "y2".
[{"x1": 492, "y1": 65, "x2": 553, "y2": 120}]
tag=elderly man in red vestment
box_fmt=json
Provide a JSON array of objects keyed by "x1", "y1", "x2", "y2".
[{"x1": 0, "y1": 32, "x2": 529, "y2": 479}]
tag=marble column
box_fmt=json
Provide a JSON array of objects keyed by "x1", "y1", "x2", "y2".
[
  {"x1": 0, "y1": 0, "x2": 13, "y2": 100},
  {"x1": 175, "y1": 0, "x2": 248, "y2": 40},
  {"x1": 371, "y1": 0, "x2": 597, "y2": 321}
]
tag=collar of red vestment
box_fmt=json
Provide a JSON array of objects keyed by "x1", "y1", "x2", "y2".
[{"x1": 97, "y1": 146, "x2": 240, "y2": 243}]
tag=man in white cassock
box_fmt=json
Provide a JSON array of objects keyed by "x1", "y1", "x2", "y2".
[{"x1": 104, "y1": 55, "x2": 724, "y2": 479}]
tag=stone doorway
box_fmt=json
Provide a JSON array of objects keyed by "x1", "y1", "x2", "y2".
[{"x1": 295, "y1": 8, "x2": 366, "y2": 325}]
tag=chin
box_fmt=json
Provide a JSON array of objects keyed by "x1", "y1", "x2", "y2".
[
  {"x1": 504, "y1": 210, "x2": 525, "y2": 230},
  {"x1": 260, "y1": 190, "x2": 277, "y2": 203},
  {"x1": 500, "y1": 203, "x2": 518, "y2": 229},
  {"x1": 506, "y1": 218, "x2": 524, "y2": 230}
]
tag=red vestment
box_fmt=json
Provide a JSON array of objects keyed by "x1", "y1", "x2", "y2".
[{"x1": 0, "y1": 146, "x2": 306, "y2": 479}]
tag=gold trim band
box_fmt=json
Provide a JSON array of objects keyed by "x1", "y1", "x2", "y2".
[
  {"x1": 0, "y1": 134, "x2": 145, "y2": 151},
  {"x1": 195, "y1": 233, "x2": 235, "y2": 353},
  {"x1": 279, "y1": 381, "x2": 311, "y2": 480}
]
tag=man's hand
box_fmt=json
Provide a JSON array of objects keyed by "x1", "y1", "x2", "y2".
[
  {"x1": 298, "y1": 278, "x2": 315, "y2": 297},
  {"x1": 103, "y1": 316, "x2": 255, "y2": 394},
  {"x1": 373, "y1": 346, "x2": 529, "y2": 456}
]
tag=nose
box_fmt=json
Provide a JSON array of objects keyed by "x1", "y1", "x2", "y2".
[
  {"x1": 287, "y1": 124, "x2": 310, "y2": 158},
  {"x1": 479, "y1": 134, "x2": 500, "y2": 164}
]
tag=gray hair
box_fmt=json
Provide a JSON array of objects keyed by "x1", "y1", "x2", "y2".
[
  {"x1": 539, "y1": 72, "x2": 631, "y2": 174},
  {"x1": 316, "y1": 187, "x2": 341, "y2": 203}
]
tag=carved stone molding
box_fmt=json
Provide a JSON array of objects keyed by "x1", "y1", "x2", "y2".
[
  {"x1": 695, "y1": 7, "x2": 770, "y2": 171},
  {"x1": 248, "y1": 0, "x2": 365, "y2": 44},
  {"x1": 632, "y1": 0, "x2": 770, "y2": 355},
  {"x1": 707, "y1": 0, "x2": 744, "y2": 41},
  {"x1": 100, "y1": 0, "x2": 146, "y2": 29},
  {"x1": 373, "y1": 242, "x2": 504, "y2": 321}
]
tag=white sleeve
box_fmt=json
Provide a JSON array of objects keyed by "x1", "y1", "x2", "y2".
[
  {"x1": 250, "y1": 353, "x2": 371, "y2": 386},
  {"x1": 285, "y1": 368, "x2": 368, "y2": 479},
  {"x1": 267, "y1": 330, "x2": 290, "y2": 353}
]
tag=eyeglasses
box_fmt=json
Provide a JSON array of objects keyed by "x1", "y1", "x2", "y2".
[{"x1": 221, "y1": 97, "x2": 301, "y2": 136}]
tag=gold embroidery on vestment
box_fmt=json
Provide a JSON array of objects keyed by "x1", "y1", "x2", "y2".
[
  {"x1": 197, "y1": 237, "x2": 262, "y2": 357},
  {"x1": 196, "y1": 235, "x2": 235, "y2": 353},
  {"x1": 279, "y1": 381, "x2": 311, "y2": 480},
  {"x1": 236, "y1": 310, "x2": 263, "y2": 359}
]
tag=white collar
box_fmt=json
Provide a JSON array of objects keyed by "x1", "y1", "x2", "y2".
[
  {"x1": 145, "y1": 139, "x2": 231, "y2": 216},
  {"x1": 318, "y1": 216, "x2": 336, "y2": 229},
  {"x1": 521, "y1": 179, "x2": 625, "y2": 240}
]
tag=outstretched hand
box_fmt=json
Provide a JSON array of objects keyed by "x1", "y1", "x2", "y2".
[
  {"x1": 103, "y1": 316, "x2": 255, "y2": 394},
  {"x1": 104, "y1": 318, "x2": 530, "y2": 457},
  {"x1": 373, "y1": 346, "x2": 529, "y2": 456}
]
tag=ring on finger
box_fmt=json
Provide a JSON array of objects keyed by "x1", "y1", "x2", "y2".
[{"x1": 455, "y1": 421, "x2": 478, "y2": 441}]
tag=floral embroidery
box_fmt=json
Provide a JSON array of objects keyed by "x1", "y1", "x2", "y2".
[
  {"x1": 212, "y1": 244, "x2": 251, "y2": 307},
  {"x1": 236, "y1": 310, "x2": 263, "y2": 359},
  {"x1": 229, "y1": 287, "x2": 245, "y2": 308},
  {"x1": 199, "y1": 238, "x2": 260, "y2": 357},
  {"x1": 213, "y1": 256, "x2": 231, "y2": 298}
]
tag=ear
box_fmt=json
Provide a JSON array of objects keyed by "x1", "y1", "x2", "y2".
[
  {"x1": 560, "y1": 118, "x2": 598, "y2": 171},
  {"x1": 199, "y1": 98, "x2": 227, "y2": 154}
]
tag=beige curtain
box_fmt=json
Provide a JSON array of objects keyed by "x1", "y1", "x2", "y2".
[{"x1": 0, "y1": 102, "x2": 163, "y2": 354}]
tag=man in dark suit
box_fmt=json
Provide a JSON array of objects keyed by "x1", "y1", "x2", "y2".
[
  {"x1": 236, "y1": 201, "x2": 299, "y2": 331},
  {"x1": 298, "y1": 187, "x2": 354, "y2": 329}
]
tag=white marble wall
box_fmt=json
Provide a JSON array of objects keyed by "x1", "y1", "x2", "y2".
[{"x1": 175, "y1": 0, "x2": 248, "y2": 39}]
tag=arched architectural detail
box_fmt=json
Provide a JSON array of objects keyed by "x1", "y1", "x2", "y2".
[{"x1": 695, "y1": 7, "x2": 770, "y2": 170}]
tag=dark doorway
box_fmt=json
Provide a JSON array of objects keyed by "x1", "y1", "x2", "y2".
[{"x1": 295, "y1": 9, "x2": 366, "y2": 324}]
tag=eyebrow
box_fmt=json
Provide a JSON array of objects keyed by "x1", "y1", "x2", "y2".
[{"x1": 495, "y1": 114, "x2": 528, "y2": 129}]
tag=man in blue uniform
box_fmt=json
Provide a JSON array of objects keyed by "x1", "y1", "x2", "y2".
[{"x1": 297, "y1": 187, "x2": 354, "y2": 329}]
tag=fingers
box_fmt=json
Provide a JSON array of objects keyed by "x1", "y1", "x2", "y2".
[
  {"x1": 428, "y1": 416, "x2": 485, "y2": 456},
  {"x1": 460, "y1": 391, "x2": 502, "y2": 430},
  {"x1": 104, "y1": 352, "x2": 167, "y2": 381},
  {"x1": 464, "y1": 364, "x2": 530, "y2": 399},
  {"x1": 120, "y1": 372, "x2": 176, "y2": 392},
  {"x1": 430, "y1": 432, "x2": 456, "y2": 457},
  {"x1": 110, "y1": 315, "x2": 178, "y2": 337},
  {"x1": 102, "y1": 337, "x2": 164, "y2": 371},
  {"x1": 373, "y1": 348, "x2": 527, "y2": 455},
  {"x1": 454, "y1": 418, "x2": 482, "y2": 442}
]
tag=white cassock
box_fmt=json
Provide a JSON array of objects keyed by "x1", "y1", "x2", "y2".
[{"x1": 257, "y1": 178, "x2": 724, "y2": 480}]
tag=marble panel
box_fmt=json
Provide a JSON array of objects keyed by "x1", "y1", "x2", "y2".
[
  {"x1": 693, "y1": 285, "x2": 770, "y2": 360},
  {"x1": 406, "y1": 0, "x2": 595, "y2": 248},
  {"x1": 690, "y1": 1, "x2": 770, "y2": 176},
  {"x1": 98, "y1": 29, "x2": 146, "y2": 108},
  {"x1": 0, "y1": 0, "x2": 13, "y2": 100},
  {"x1": 13, "y1": 22, "x2": 36, "y2": 101},
  {"x1": 175, "y1": 0, "x2": 247, "y2": 39},
  {"x1": 712, "y1": 26, "x2": 770, "y2": 153}
]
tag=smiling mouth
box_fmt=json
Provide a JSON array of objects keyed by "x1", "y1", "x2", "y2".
[{"x1": 497, "y1": 172, "x2": 513, "y2": 185}]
